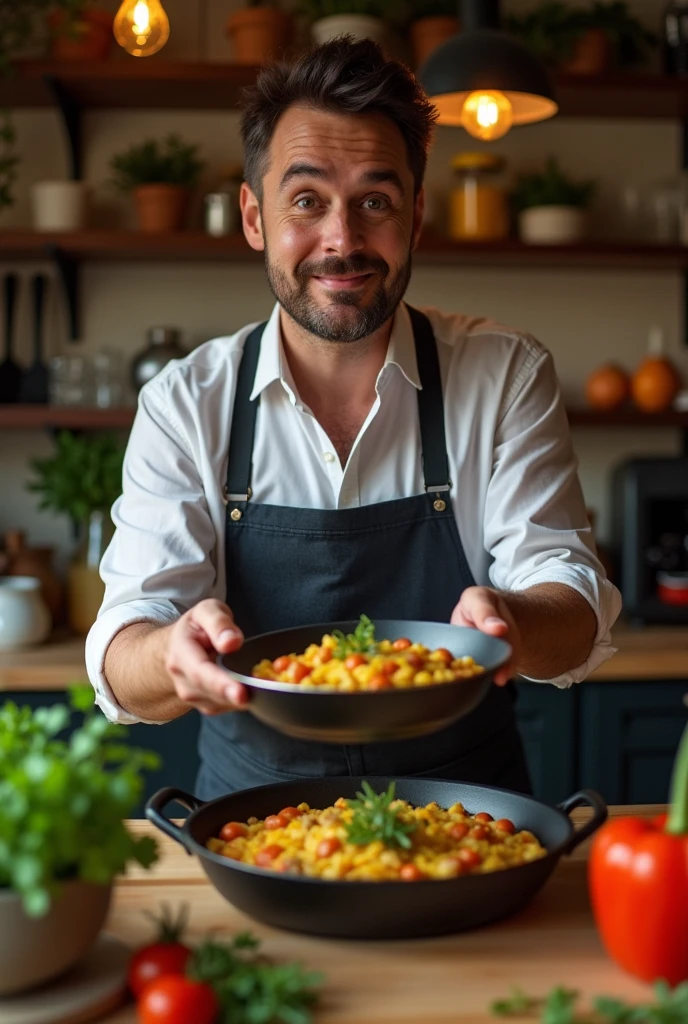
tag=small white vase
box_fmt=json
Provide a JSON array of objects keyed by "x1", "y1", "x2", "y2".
[
  {"x1": 0, "y1": 577, "x2": 51, "y2": 650},
  {"x1": 311, "y1": 14, "x2": 387, "y2": 45},
  {"x1": 519, "y1": 205, "x2": 587, "y2": 245},
  {"x1": 32, "y1": 180, "x2": 87, "y2": 231}
]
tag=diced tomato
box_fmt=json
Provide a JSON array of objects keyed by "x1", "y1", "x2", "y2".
[
  {"x1": 368, "y1": 674, "x2": 393, "y2": 690},
  {"x1": 317, "y1": 838, "x2": 342, "y2": 858},
  {"x1": 380, "y1": 660, "x2": 399, "y2": 675},
  {"x1": 474, "y1": 812, "x2": 494, "y2": 823},
  {"x1": 317, "y1": 645, "x2": 333, "y2": 664},
  {"x1": 457, "y1": 848, "x2": 482, "y2": 869},
  {"x1": 219, "y1": 821, "x2": 247, "y2": 842},
  {"x1": 286, "y1": 662, "x2": 312, "y2": 684},
  {"x1": 405, "y1": 653, "x2": 424, "y2": 670},
  {"x1": 272, "y1": 655, "x2": 293, "y2": 673},
  {"x1": 255, "y1": 845, "x2": 283, "y2": 866},
  {"x1": 469, "y1": 825, "x2": 489, "y2": 841},
  {"x1": 279, "y1": 806, "x2": 302, "y2": 821},
  {"x1": 392, "y1": 638, "x2": 412, "y2": 651},
  {"x1": 449, "y1": 822, "x2": 468, "y2": 841},
  {"x1": 434, "y1": 648, "x2": 454, "y2": 665},
  {"x1": 494, "y1": 818, "x2": 516, "y2": 834},
  {"x1": 400, "y1": 864, "x2": 425, "y2": 881},
  {"x1": 344, "y1": 654, "x2": 366, "y2": 670},
  {"x1": 265, "y1": 814, "x2": 288, "y2": 830}
]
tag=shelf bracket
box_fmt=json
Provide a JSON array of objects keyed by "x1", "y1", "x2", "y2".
[
  {"x1": 42, "y1": 75, "x2": 82, "y2": 181},
  {"x1": 44, "y1": 244, "x2": 80, "y2": 342}
]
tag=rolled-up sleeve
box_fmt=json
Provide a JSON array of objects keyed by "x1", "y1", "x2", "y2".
[
  {"x1": 483, "y1": 345, "x2": 622, "y2": 687},
  {"x1": 85, "y1": 381, "x2": 218, "y2": 723}
]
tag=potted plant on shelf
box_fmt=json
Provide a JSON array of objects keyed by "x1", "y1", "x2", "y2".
[
  {"x1": 26, "y1": 430, "x2": 126, "y2": 635},
  {"x1": 407, "y1": 0, "x2": 459, "y2": 69},
  {"x1": 226, "y1": 0, "x2": 294, "y2": 64},
  {"x1": 0, "y1": 688, "x2": 159, "y2": 997},
  {"x1": 110, "y1": 133, "x2": 205, "y2": 233},
  {"x1": 298, "y1": 0, "x2": 393, "y2": 47},
  {"x1": 511, "y1": 157, "x2": 597, "y2": 245},
  {"x1": 47, "y1": 0, "x2": 115, "y2": 61}
]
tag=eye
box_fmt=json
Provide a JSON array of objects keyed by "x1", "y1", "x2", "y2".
[
  {"x1": 296, "y1": 196, "x2": 317, "y2": 209},
  {"x1": 362, "y1": 196, "x2": 389, "y2": 211}
]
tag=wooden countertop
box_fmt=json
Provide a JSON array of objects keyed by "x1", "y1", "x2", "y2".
[
  {"x1": 99, "y1": 805, "x2": 663, "y2": 1023},
  {"x1": 1, "y1": 622, "x2": 687, "y2": 692}
]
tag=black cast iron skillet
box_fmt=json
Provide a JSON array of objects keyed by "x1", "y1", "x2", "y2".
[
  {"x1": 146, "y1": 777, "x2": 607, "y2": 940},
  {"x1": 218, "y1": 620, "x2": 511, "y2": 744}
]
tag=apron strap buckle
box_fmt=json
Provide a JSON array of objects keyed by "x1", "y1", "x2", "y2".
[{"x1": 222, "y1": 485, "x2": 252, "y2": 505}]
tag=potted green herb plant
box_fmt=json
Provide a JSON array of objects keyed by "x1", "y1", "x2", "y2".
[
  {"x1": 407, "y1": 0, "x2": 459, "y2": 69},
  {"x1": 226, "y1": 1, "x2": 294, "y2": 65},
  {"x1": 0, "y1": 688, "x2": 159, "y2": 996},
  {"x1": 26, "y1": 431, "x2": 126, "y2": 634},
  {"x1": 110, "y1": 133, "x2": 205, "y2": 233},
  {"x1": 298, "y1": 0, "x2": 393, "y2": 47},
  {"x1": 511, "y1": 157, "x2": 597, "y2": 245}
]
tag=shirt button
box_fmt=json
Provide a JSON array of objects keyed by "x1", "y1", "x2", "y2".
[{"x1": 323, "y1": 452, "x2": 335, "y2": 463}]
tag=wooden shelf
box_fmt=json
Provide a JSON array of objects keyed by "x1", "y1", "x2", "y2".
[
  {"x1": 2, "y1": 230, "x2": 687, "y2": 270},
  {"x1": 5, "y1": 61, "x2": 688, "y2": 120},
  {"x1": 567, "y1": 407, "x2": 688, "y2": 427},
  {"x1": 0, "y1": 633, "x2": 86, "y2": 691},
  {"x1": 0, "y1": 405, "x2": 135, "y2": 429}
]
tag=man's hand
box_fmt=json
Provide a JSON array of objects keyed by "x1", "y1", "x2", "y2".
[
  {"x1": 165, "y1": 599, "x2": 250, "y2": 715},
  {"x1": 450, "y1": 586, "x2": 521, "y2": 686}
]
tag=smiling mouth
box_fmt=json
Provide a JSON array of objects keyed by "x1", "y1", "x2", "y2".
[{"x1": 312, "y1": 274, "x2": 374, "y2": 290}]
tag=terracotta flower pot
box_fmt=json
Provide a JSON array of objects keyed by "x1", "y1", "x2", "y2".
[
  {"x1": 410, "y1": 16, "x2": 459, "y2": 69},
  {"x1": 226, "y1": 7, "x2": 293, "y2": 65},
  {"x1": 133, "y1": 184, "x2": 190, "y2": 233},
  {"x1": 559, "y1": 28, "x2": 612, "y2": 75},
  {"x1": 47, "y1": 8, "x2": 114, "y2": 62}
]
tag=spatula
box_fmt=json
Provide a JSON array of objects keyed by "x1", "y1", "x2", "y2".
[
  {"x1": 18, "y1": 273, "x2": 49, "y2": 404},
  {"x1": 0, "y1": 273, "x2": 21, "y2": 404}
]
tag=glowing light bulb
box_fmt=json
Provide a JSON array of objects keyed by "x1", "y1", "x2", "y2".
[
  {"x1": 460, "y1": 91, "x2": 513, "y2": 142},
  {"x1": 113, "y1": 0, "x2": 170, "y2": 57}
]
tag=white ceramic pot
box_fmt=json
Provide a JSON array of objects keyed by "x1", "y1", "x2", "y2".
[
  {"x1": 311, "y1": 14, "x2": 387, "y2": 45},
  {"x1": 0, "y1": 576, "x2": 51, "y2": 650},
  {"x1": 0, "y1": 881, "x2": 112, "y2": 996},
  {"x1": 518, "y1": 205, "x2": 588, "y2": 245},
  {"x1": 32, "y1": 180, "x2": 87, "y2": 231}
]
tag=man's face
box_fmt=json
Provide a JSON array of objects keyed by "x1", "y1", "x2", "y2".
[{"x1": 241, "y1": 104, "x2": 424, "y2": 342}]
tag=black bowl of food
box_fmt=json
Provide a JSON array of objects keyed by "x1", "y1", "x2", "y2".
[{"x1": 218, "y1": 617, "x2": 511, "y2": 744}]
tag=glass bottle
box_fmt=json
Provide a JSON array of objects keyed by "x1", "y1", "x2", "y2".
[
  {"x1": 130, "y1": 326, "x2": 187, "y2": 392},
  {"x1": 449, "y1": 152, "x2": 509, "y2": 241}
]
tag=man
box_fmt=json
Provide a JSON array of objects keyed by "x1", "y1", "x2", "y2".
[{"x1": 86, "y1": 39, "x2": 620, "y2": 799}]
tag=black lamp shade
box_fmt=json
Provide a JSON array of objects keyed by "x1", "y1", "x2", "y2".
[{"x1": 419, "y1": 29, "x2": 558, "y2": 127}]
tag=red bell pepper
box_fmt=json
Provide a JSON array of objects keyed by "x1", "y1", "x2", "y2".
[{"x1": 588, "y1": 722, "x2": 688, "y2": 987}]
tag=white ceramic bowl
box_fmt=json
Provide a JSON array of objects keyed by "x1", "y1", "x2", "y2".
[{"x1": 0, "y1": 576, "x2": 51, "y2": 650}]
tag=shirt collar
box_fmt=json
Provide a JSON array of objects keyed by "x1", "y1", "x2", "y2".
[{"x1": 248, "y1": 301, "x2": 422, "y2": 402}]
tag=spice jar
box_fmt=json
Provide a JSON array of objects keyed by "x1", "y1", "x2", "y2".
[{"x1": 449, "y1": 152, "x2": 509, "y2": 241}]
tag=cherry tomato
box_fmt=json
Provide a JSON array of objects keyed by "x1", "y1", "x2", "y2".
[
  {"x1": 272, "y1": 655, "x2": 293, "y2": 673},
  {"x1": 434, "y1": 648, "x2": 454, "y2": 665},
  {"x1": 474, "y1": 812, "x2": 493, "y2": 823},
  {"x1": 128, "y1": 942, "x2": 192, "y2": 1000},
  {"x1": 219, "y1": 821, "x2": 247, "y2": 842},
  {"x1": 265, "y1": 814, "x2": 288, "y2": 830},
  {"x1": 137, "y1": 974, "x2": 218, "y2": 1024},
  {"x1": 469, "y1": 825, "x2": 489, "y2": 841},
  {"x1": 400, "y1": 864, "x2": 425, "y2": 881},
  {"x1": 392, "y1": 637, "x2": 412, "y2": 651},
  {"x1": 368, "y1": 674, "x2": 393, "y2": 690},
  {"x1": 449, "y1": 822, "x2": 469, "y2": 841},
  {"x1": 494, "y1": 818, "x2": 516, "y2": 834},
  {"x1": 255, "y1": 844, "x2": 283, "y2": 866},
  {"x1": 457, "y1": 848, "x2": 482, "y2": 870},
  {"x1": 344, "y1": 654, "x2": 366, "y2": 670},
  {"x1": 286, "y1": 662, "x2": 312, "y2": 684},
  {"x1": 405, "y1": 653, "x2": 424, "y2": 670},
  {"x1": 279, "y1": 806, "x2": 302, "y2": 821},
  {"x1": 317, "y1": 837, "x2": 342, "y2": 858}
]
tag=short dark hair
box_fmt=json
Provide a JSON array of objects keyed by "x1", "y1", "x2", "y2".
[{"x1": 240, "y1": 38, "x2": 437, "y2": 200}]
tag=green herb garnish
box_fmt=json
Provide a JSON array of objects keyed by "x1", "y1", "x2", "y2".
[
  {"x1": 490, "y1": 981, "x2": 688, "y2": 1023},
  {"x1": 345, "y1": 781, "x2": 417, "y2": 850},
  {"x1": 190, "y1": 932, "x2": 324, "y2": 1024},
  {"x1": 331, "y1": 614, "x2": 378, "y2": 659}
]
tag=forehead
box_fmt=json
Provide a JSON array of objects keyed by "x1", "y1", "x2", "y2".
[{"x1": 266, "y1": 103, "x2": 412, "y2": 184}]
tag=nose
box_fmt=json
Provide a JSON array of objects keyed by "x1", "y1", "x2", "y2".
[{"x1": 320, "y1": 202, "x2": 365, "y2": 257}]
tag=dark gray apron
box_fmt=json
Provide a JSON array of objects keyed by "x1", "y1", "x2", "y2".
[{"x1": 196, "y1": 306, "x2": 531, "y2": 799}]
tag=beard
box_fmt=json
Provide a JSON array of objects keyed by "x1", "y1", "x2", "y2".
[{"x1": 265, "y1": 247, "x2": 412, "y2": 343}]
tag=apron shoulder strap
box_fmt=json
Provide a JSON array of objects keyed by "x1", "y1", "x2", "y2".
[
  {"x1": 406, "y1": 305, "x2": 451, "y2": 495},
  {"x1": 225, "y1": 321, "x2": 266, "y2": 504}
]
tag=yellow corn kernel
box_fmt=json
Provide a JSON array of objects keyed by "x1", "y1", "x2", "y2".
[
  {"x1": 391, "y1": 665, "x2": 414, "y2": 685},
  {"x1": 413, "y1": 671, "x2": 433, "y2": 685}
]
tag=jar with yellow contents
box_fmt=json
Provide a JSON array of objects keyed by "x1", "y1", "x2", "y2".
[{"x1": 449, "y1": 152, "x2": 509, "y2": 241}]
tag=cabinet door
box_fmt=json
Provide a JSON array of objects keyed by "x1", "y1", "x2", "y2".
[
  {"x1": 580, "y1": 682, "x2": 688, "y2": 805},
  {"x1": 515, "y1": 683, "x2": 577, "y2": 804}
]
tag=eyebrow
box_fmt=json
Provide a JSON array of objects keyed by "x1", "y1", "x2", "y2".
[{"x1": 278, "y1": 163, "x2": 405, "y2": 194}]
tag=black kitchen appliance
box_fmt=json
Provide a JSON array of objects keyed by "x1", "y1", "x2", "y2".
[{"x1": 611, "y1": 456, "x2": 688, "y2": 623}]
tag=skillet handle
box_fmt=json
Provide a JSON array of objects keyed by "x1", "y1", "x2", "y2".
[
  {"x1": 145, "y1": 787, "x2": 206, "y2": 850},
  {"x1": 556, "y1": 789, "x2": 608, "y2": 854}
]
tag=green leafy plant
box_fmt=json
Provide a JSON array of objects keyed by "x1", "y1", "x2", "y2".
[
  {"x1": 189, "y1": 931, "x2": 324, "y2": 1024},
  {"x1": 0, "y1": 686, "x2": 160, "y2": 916},
  {"x1": 331, "y1": 613, "x2": 378, "y2": 659},
  {"x1": 511, "y1": 157, "x2": 597, "y2": 212},
  {"x1": 26, "y1": 430, "x2": 125, "y2": 525},
  {"x1": 490, "y1": 981, "x2": 688, "y2": 1023},
  {"x1": 296, "y1": 0, "x2": 396, "y2": 20},
  {"x1": 345, "y1": 780, "x2": 417, "y2": 850},
  {"x1": 110, "y1": 133, "x2": 205, "y2": 191}
]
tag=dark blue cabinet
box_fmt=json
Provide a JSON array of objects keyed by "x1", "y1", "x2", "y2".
[{"x1": 515, "y1": 683, "x2": 577, "y2": 804}]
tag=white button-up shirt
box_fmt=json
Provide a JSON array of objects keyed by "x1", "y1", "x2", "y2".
[{"x1": 86, "y1": 302, "x2": 621, "y2": 724}]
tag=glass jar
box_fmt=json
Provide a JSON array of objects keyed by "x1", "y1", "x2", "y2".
[{"x1": 449, "y1": 152, "x2": 509, "y2": 241}]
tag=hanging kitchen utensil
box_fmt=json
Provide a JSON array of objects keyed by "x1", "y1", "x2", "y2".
[
  {"x1": 0, "y1": 273, "x2": 22, "y2": 404},
  {"x1": 18, "y1": 274, "x2": 49, "y2": 404}
]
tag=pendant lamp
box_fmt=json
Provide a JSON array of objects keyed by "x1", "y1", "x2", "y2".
[{"x1": 418, "y1": 0, "x2": 558, "y2": 141}]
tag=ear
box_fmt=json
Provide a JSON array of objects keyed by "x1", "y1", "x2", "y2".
[
  {"x1": 241, "y1": 182, "x2": 265, "y2": 252},
  {"x1": 411, "y1": 187, "x2": 425, "y2": 251}
]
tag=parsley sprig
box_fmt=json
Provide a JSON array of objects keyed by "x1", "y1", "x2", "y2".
[
  {"x1": 190, "y1": 931, "x2": 324, "y2": 1024},
  {"x1": 331, "y1": 614, "x2": 378, "y2": 659},
  {"x1": 491, "y1": 981, "x2": 688, "y2": 1023},
  {"x1": 345, "y1": 781, "x2": 417, "y2": 850}
]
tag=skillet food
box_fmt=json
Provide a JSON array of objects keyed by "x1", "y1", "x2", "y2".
[
  {"x1": 206, "y1": 781, "x2": 547, "y2": 881},
  {"x1": 251, "y1": 615, "x2": 484, "y2": 692}
]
